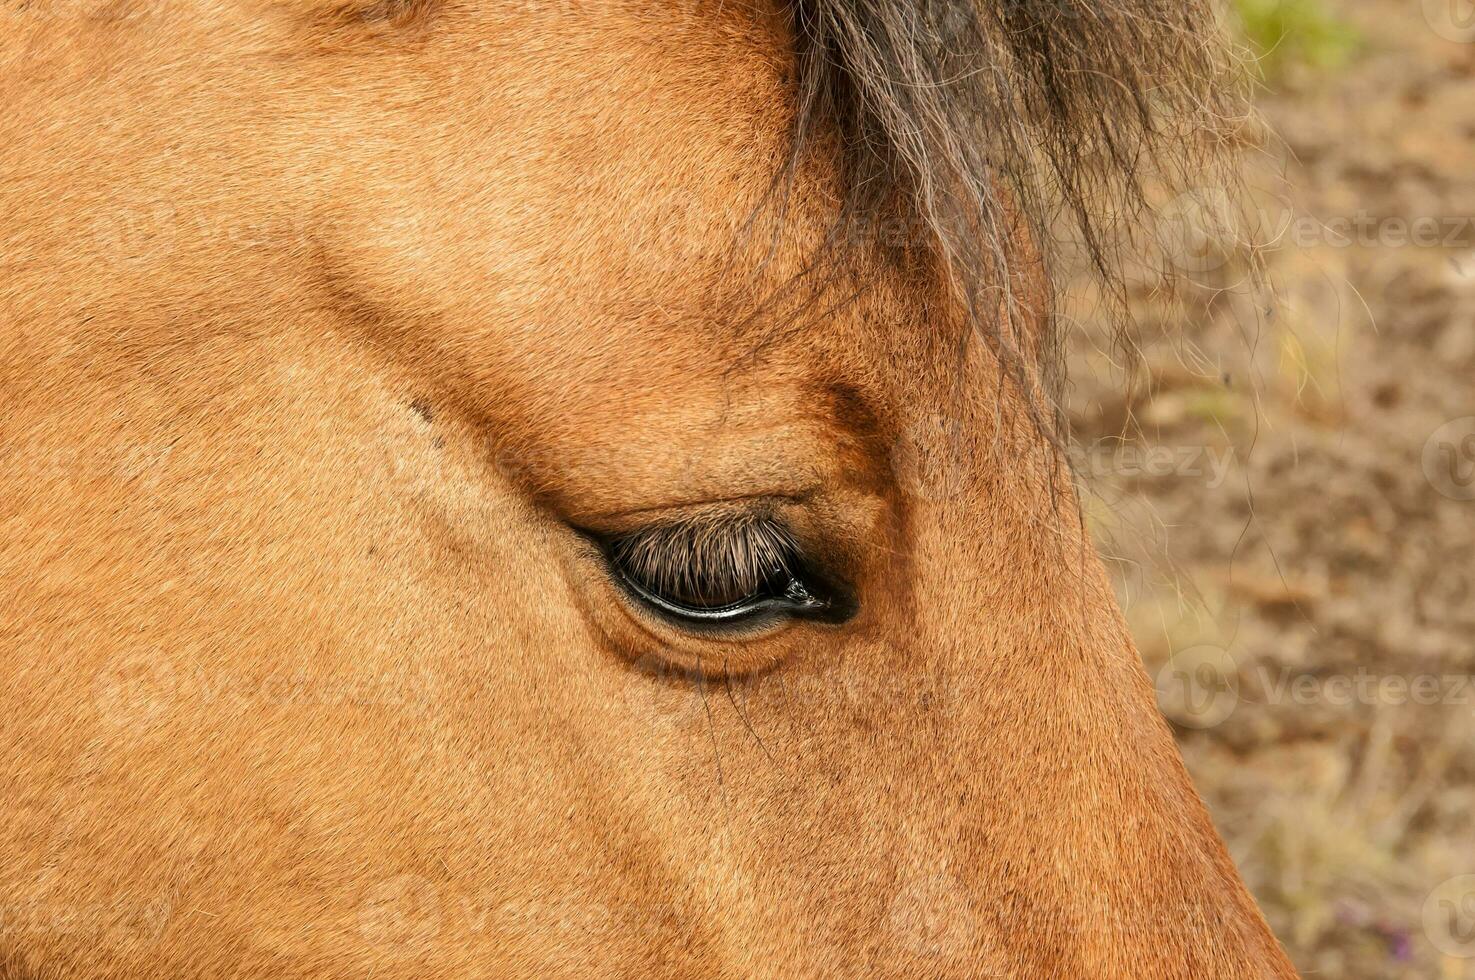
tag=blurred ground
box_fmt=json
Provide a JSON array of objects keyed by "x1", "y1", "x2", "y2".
[{"x1": 1064, "y1": 1, "x2": 1475, "y2": 976}]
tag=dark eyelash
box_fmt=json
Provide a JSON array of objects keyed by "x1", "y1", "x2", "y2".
[{"x1": 606, "y1": 514, "x2": 799, "y2": 610}]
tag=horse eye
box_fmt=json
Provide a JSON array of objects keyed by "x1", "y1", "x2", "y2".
[{"x1": 599, "y1": 516, "x2": 836, "y2": 626}]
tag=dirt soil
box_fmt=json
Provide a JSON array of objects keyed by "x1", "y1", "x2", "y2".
[{"x1": 1063, "y1": 2, "x2": 1475, "y2": 976}]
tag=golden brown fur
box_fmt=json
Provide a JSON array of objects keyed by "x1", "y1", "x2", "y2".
[{"x1": 0, "y1": 0, "x2": 1295, "y2": 976}]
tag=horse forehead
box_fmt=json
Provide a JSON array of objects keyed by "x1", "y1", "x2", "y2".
[{"x1": 304, "y1": 0, "x2": 991, "y2": 441}]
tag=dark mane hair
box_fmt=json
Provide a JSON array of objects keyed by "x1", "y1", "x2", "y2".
[{"x1": 787, "y1": 0, "x2": 1246, "y2": 411}]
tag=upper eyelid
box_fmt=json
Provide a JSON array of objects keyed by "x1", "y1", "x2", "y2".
[
  {"x1": 578, "y1": 513, "x2": 858, "y2": 632},
  {"x1": 604, "y1": 515, "x2": 798, "y2": 593},
  {"x1": 571, "y1": 493, "x2": 810, "y2": 535},
  {"x1": 599, "y1": 526, "x2": 841, "y2": 631}
]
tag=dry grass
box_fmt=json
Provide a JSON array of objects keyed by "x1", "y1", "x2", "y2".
[{"x1": 1066, "y1": 1, "x2": 1475, "y2": 974}]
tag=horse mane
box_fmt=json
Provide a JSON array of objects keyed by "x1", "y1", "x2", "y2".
[{"x1": 787, "y1": 0, "x2": 1247, "y2": 404}]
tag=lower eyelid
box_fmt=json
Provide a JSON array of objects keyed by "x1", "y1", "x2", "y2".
[
  {"x1": 568, "y1": 539, "x2": 854, "y2": 680},
  {"x1": 599, "y1": 559, "x2": 801, "y2": 645},
  {"x1": 612, "y1": 568, "x2": 778, "y2": 622},
  {"x1": 610, "y1": 553, "x2": 856, "y2": 635}
]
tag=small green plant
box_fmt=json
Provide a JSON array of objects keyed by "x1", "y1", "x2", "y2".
[{"x1": 1233, "y1": 0, "x2": 1361, "y2": 78}]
